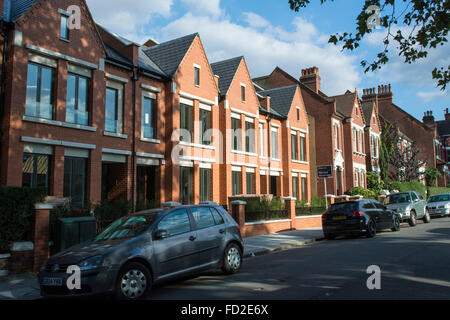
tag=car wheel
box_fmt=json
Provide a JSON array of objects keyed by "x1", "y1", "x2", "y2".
[
  {"x1": 408, "y1": 211, "x2": 417, "y2": 227},
  {"x1": 325, "y1": 233, "x2": 336, "y2": 240},
  {"x1": 366, "y1": 220, "x2": 376, "y2": 238},
  {"x1": 115, "y1": 262, "x2": 151, "y2": 300},
  {"x1": 422, "y1": 210, "x2": 431, "y2": 223},
  {"x1": 222, "y1": 243, "x2": 242, "y2": 275},
  {"x1": 391, "y1": 216, "x2": 401, "y2": 232}
]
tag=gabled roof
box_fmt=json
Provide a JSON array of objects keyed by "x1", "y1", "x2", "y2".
[
  {"x1": 210, "y1": 56, "x2": 243, "y2": 97},
  {"x1": 142, "y1": 33, "x2": 198, "y2": 77},
  {"x1": 332, "y1": 91, "x2": 357, "y2": 118},
  {"x1": 258, "y1": 85, "x2": 298, "y2": 117},
  {"x1": 362, "y1": 100, "x2": 376, "y2": 126},
  {"x1": 259, "y1": 105, "x2": 284, "y2": 118}
]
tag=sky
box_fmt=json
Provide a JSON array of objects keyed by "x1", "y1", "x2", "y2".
[{"x1": 86, "y1": 0, "x2": 449, "y2": 123}]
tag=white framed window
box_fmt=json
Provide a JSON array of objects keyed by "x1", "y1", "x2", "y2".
[{"x1": 271, "y1": 127, "x2": 279, "y2": 159}]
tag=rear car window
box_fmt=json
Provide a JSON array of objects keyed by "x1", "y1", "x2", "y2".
[
  {"x1": 428, "y1": 194, "x2": 450, "y2": 203},
  {"x1": 329, "y1": 202, "x2": 358, "y2": 212},
  {"x1": 191, "y1": 207, "x2": 216, "y2": 229},
  {"x1": 211, "y1": 208, "x2": 225, "y2": 225},
  {"x1": 385, "y1": 193, "x2": 411, "y2": 205}
]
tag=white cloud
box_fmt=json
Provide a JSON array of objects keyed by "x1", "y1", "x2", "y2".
[
  {"x1": 86, "y1": 0, "x2": 173, "y2": 35},
  {"x1": 363, "y1": 26, "x2": 450, "y2": 88},
  {"x1": 242, "y1": 12, "x2": 270, "y2": 28},
  {"x1": 159, "y1": 13, "x2": 360, "y2": 94},
  {"x1": 180, "y1": 0, "x2": 221, "y2": 16},
  {"x1": 417, "y1": 90, "x2": 448, "y2": 102}
]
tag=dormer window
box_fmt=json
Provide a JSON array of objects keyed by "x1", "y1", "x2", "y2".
[
  {"x1": 60, "y1": 14, "x2": 69, "y2": 41},
  {"x1": 194, "y1": 65, "x2": 200, "y2": 86}
]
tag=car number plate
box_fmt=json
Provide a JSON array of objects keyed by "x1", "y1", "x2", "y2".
[
  {"x1": 41, "y1": 277, "x2": 63, "y2": 286},
  {"x1": 333, "y1": 216, "x2": 346, "y2": 220}
]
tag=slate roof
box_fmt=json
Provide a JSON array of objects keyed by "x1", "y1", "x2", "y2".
[
  {"x1": 258, "y1": 85, "x2": 298, "y2": 118},
  {"x1": 332, "y1": 91, "x2": 356, "y2": 117},
  {"x1": 362, "y1": 100, "x2": 375, "y2": 126},
  {"x1": 142, "y1": 33, "x2": 198, "y2": 77},
  {"x1": 104, "y1": 43, "x2": 133, "y2": 66},
  {"x1": 210, "y1": 56, "x2": 243, "y2": 96},
  {"x1": 437, "y1": 120, "x2": 450, "y2": 137}
]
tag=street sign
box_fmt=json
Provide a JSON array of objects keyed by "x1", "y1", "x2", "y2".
[{"x1": 317, "y1": 166, "x2": 333, "y2": 179}]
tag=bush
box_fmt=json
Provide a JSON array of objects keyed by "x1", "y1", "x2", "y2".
[
  {"x1": 367, "y1": 172, "x2": 384, "y2": 192},
  {"x1": 0, "y1": 187, "x2": 46, "y2": 252},
  {"x1": 348, "y1": 187, "x2": 377, "y2": 199},
  {"x1": 269, "y1": 197, "x2": 285, "y2": 211},
  {"x1": 94, "y1": 198, "x2": 131, "y2": 228},
  {"x1": 388, "y1": 181, "x2": 427, "y2": 198},
  {"x1": 310, "y1": 196, "x2": 326, "y2": 207}
]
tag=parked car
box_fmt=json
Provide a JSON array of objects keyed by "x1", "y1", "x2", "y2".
[
  {"x1": 426, "y1": 193, "x2": 450, "y2": 217},
  {"x1": 38, "y1": 204, "x2": 243, "y2": 299},
  {"x1": 322, "y1": 199, "x2": 401, "y2": 240},
  {"x1": 383, "y1": 191, "x2": 430, "y2": 226}
]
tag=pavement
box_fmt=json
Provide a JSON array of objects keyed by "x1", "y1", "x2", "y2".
[{"x1": 0, "y1": 228, "x2": 324, "y2": 300}]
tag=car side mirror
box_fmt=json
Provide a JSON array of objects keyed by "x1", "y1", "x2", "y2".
[{"x1": 154, "y1": 229, "x2": 169, "y2": 240}]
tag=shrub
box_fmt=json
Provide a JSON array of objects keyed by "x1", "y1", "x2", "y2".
[
  {"x1": 310, "y1": 196, "x2": 326, "y2": 207},
  {"x1": 0, "y1": 187, "x2": 46, "y2": 252},
  {"x1": 269, "y1": 197, "x2": 285, "y2": 211},
  {"x1": 348, "y1": 187, "x2": 377, "y2": 199},
  {"x1": 295, "y1": 200, "x2": 308, "y2": 208},
  {"x1": 367, "y1": 172, "x2": 384, "y2": 192},
  {"x1": 388, "y1": 181, "x2": 426, "y2": 198},
  {"x1": 94, "y1": 198, "x2": 131, "y2": 225}
]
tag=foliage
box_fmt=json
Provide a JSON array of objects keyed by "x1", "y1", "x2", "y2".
[
  {"x1": 389, "y1": 180, "x2": 427, "y2": 197},
  {"x1": 348, "y1": 186, "x2": 378, "y2": 199},
  {"x1": 135, "y1": 199, "x2": 158, "y2": 212},
  {"x1": 310, "y1": 196, "x2": 327, "y2": 207},
  {"x1": 380, "y1": 122, "x2": 395, "y2": 184},
  {"x1": 429, "y1": 186, "x2": 450, "y2": 196},
  {"x1": 424, "y1": 167, "x2": 441, "y2": 186},
  {"x1": 288, "y1": 0, "x2": 450, "y2": 90},
  {"x1": 295, "y1": 200, "x2": 308, "y2": 208},
  {"x1": 94, "y1": 199, "x2": 131, "y2": 227},
  {"x1": 366, "y1": 172, "x2": 384, "y2": 192},
  {"x1": 238, "y1": 196, "x2": 286, "y2": 213},
  {"x1": 0, "y1": 187, "x2": 46, "y2": 252}
]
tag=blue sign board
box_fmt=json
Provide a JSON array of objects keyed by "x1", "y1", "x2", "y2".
[{"x1": 317, "y1": 166, "x2": 333, "y2": 179}]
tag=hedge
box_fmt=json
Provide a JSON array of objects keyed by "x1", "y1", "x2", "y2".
[
  {"x1": 388, "y1": 181, "x2": 450, "y2": 198},
  {"x1": 0, "y1": 187, "x2": 46, "y2": 252}
]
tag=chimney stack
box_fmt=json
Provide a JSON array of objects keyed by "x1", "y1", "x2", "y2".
[
  {"x1": 259, "y1": 95, "x2": 271, "y2": 113},
  {"x1": 300, "y1": 66, "x2": 321, "y2": 93},
  {"x1": 445, "y1": 108, "x2": 450, "y2": 121},
  {"x1": 423, "y1": 110, "x2": 436, "y2": 129},
  {"x1": 143, "y1": 38, "x2": 159, "y2": 48}
]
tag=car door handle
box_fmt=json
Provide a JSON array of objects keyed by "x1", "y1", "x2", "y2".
[
  {"x1": 219, "y1": 229, "x2": 225, "y2": 234},
  {"x1": 189, "y1": 236, "x2": 196, "y2": 241}
]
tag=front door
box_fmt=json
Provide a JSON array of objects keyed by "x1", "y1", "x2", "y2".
[
  {"x1": 270, "y1": 176, "x2": 277, "y2": 196},
  {"x1": 153, "y1": 209, "x2": 198, "y2": 278}
]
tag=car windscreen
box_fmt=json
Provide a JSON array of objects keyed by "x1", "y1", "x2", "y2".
[
  {"x1": 384, "y1": 193, "x2": 410, "y2": 205},
  {"x1": 428, "y1": 194, "x2": 450, "y2": 203},
  {"x1": 328, "y1": 202, "x2": 358, "y2": 212},
  {"x1": 95, "y1": 214, "x2": 159, "y2": 241}
]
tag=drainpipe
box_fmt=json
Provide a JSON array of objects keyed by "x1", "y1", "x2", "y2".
[
  {"x1": 131, "y1": 67, "x2": 139, "y2": 213},
  {"x1": 0, "y1": 17, "x2": 13, "y2": 183},
  {"x1": 266, "y1": 114, "x2": 272, "y2": 194}
]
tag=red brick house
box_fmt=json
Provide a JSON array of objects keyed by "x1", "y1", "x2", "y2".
[
  {"x1": 331, "y1": 90, "x2": 367, "y2": 190},
  {"x1": 253, "y1": 67, "x2": 347, "y2": 197},
  {"x1": 361, "y1": 96, "x2": 382, "y2": 174},
  {"x1": 0, "y1": 0, "x2": 312, "y2": 211}
]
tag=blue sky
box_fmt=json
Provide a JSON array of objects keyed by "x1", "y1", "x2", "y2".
[{"x1": 87, "y1": 0, "x2": 449, "y2": 122}]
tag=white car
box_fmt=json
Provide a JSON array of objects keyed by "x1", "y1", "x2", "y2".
[{"x1": 426, "y1": 193, "x2": 450, "y2": 217}]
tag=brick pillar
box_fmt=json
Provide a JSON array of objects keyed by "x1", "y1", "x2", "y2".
[
  {"x1": 241, "y1": 167, "x2": 247, "y2": 195},
  {"x1": 230, "y1": 200, "x2": 246, "y2": 229},
  {"x1": 87, "y1": 148, "x2": 102, "y2": 205},
  {"x1": 193, "y1": 163, "x2": 200, "y2": 204},
  {"x1": 55, "y1": 60, "x2": 68, "y2": 122},
  {"x1": 33, "y1": 203, "x2": 53, "y2": 272},
  {"x1": 51, "y1": 146, "x2": 65, "y2": 197},
  {"x1": 284, "y1": 197, "x2": 297, "y2": 230},
  {"x1": 255, "y1": 167, "x2": 261, "y2": 195}
]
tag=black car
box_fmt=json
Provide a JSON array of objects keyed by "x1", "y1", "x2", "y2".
[{"x1": 322, "y1": 199, "x2": 401, "y2": 239}]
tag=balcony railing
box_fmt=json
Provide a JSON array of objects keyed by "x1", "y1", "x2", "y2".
[
  {"x1": 25, "y1": 102, "x2": 54, "y2": 120},
  {"x1": 66, "y1": 109, "x2": 89, "y2": 126}
]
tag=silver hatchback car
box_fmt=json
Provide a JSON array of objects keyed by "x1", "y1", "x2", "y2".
[
  {"x1": 38, "y1": 204, "x2": 244, "y2": 299},
  {"x1": 426, "y1": 193, "x2": 450, "y2": 217},
  {"x1": 384, "y1": 191, "x2": 430, "y2": 226}
]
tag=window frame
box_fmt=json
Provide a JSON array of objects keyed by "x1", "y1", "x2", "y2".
[
  {"x1": 25, "y1": 62, "x2": 55, "y2": 120},
  {"x1": 22, "y1": 153, "x2": 51, "y2": 192},
  {"x1": 66, "y1": 73, "x2": 89, "y2": 125},
  {"x1": 194, "y1": 67, "x2": 200, "y2": 86},
  {"x1": 63, "y1": 156, "x2": 87, "y2": 208},
  {"x1": 60, "y1": 14, "x2": 69, "y2": 41},
  {"x1": 142, "y1": 95, "x2": 157, "y2": 139}
]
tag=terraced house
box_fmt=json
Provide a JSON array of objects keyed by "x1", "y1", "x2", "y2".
[{"x1": 0, "y1": 0, "x2": 311, "y2": 210}]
